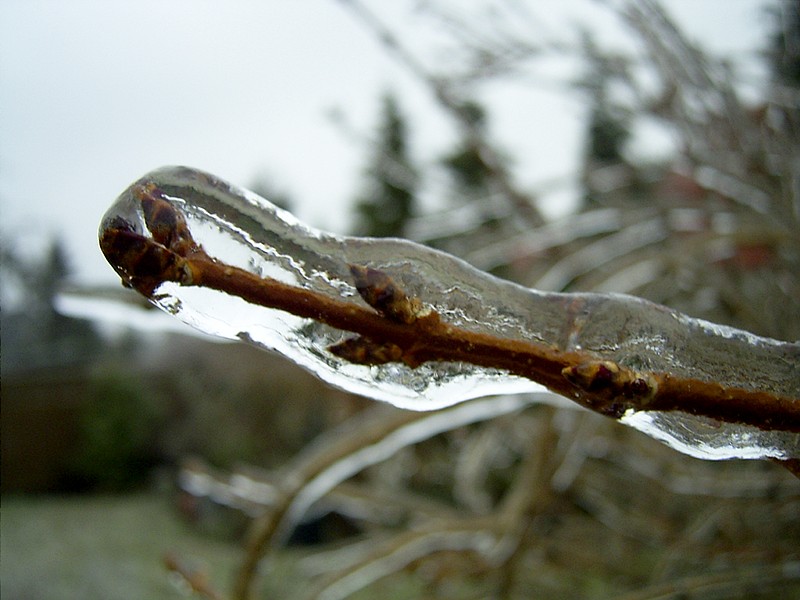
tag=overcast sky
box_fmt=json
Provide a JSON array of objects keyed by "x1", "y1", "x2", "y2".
[{"x1": 0, "y1": 1, "x2": 771, "y2": 288}]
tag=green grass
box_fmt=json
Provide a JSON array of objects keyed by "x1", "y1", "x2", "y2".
[
  {"x1": 0, "y1": 493, "x2": 492, "y2": 600},
  {"x1": 1, "y1": 493, "x2": 248, "y2": 600},
  {"x1": 6, "y1": 490, "x2": 797, "y2": 599}
]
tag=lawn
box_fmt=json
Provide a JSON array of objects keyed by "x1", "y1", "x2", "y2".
[{"x1": 1, "y1": 492, "x2": 255, "y2": 599}]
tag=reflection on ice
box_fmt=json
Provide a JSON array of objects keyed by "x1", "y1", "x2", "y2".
[
  {"x1": 99, "y1": 166, "x2": 800, "y2": 461},
  {"x1": 621, "y1": 411, "x2": 799, "y2": 460}
]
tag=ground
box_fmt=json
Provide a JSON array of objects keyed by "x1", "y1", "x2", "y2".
[{"x1": 1, "y1": 493, "x2": 246, "y2": 600}]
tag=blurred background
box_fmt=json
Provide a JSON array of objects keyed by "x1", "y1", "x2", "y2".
[{"x1": 2, "y1": 1, "x2": 799, "y2": 599}]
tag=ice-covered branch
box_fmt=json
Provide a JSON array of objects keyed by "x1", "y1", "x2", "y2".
[{"x1": 99, "y1": 167, "x2": 799, "y2": 462}]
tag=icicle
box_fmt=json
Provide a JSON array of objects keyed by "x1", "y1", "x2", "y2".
[{"x1": 99, "y1": 166, "x2": 800, "y2": 460}]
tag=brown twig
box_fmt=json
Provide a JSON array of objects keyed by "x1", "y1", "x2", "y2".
[
  {"x1": 163, "y1": 552, "x2": 226, "y2": 600},
  {"x1": 99, "y1": 182, "x2": 800, "y2": 434},
  {"x1": 232, "y1": 408, "x2": 424, "y2": 600}
]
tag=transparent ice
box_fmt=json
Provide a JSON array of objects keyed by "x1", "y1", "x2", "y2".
[{"x1": 101, "y1": 166, "x2": 800, "y2": 461}]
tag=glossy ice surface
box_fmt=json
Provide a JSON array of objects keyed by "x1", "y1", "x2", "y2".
[{"x1": 101, "y1": 167, "x2": 799, "y2": 460}]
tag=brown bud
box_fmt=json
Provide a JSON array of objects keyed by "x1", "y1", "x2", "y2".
[
  {"x1": 100, "y1": 219, "x2": 191, "y2": 296},
  {"x1": 328, "y1": 336, "x2": 404, "y2": 366},
  {"x1": 349, "y1": 264, "x2": 422, "y2": 324},
  {"x1": 136, "y1": 183, "x2": 195, "y2": 254},
  {"x1": 562, "y1": 360, "x2": 653, "y2": 400}
]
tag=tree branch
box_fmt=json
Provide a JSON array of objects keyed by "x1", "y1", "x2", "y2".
[{"x1": 99, "y1": 181, "x2": 799, "y2": 433}]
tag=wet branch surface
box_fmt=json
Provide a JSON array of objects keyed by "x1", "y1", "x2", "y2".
[{"x1": 99, "y1": 183, "x2": 800, "y2": 434}]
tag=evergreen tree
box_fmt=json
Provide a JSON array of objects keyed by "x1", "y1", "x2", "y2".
[
  {"x1": 434, "y1": 100, "x2": 527, "y2": 267},
  {"x1": 765, "y1": 0, "x2": 799, "y2": 142},
  {"x1": 576, "y1": 33, "x2": 632, "y2": 207},
  {"x1": 586, "y1": 105, "x2": 629, "y2": 165},
  {"x1": 767, "y1": 0, "x2": 800, "y2": 88},
  {"x1": 353, "y1": 93, "x2": 418, "y2": 238},
  {"x1": 440, "y1": 101, "x2": 493, "y2": 195},
  {"x1": 0, "y1": 237, "x2": 101, "y2": 374}
]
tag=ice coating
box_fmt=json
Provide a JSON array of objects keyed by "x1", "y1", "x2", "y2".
[
  {"x1": 100, "y1": 166, "x2": 800, "y2": 460},
  {"x1": 621, "y1": 411, "x2": 799, "y2": 460},
  {"x1": 100, "y1": 166, "x2": 549, "y2": 408}
]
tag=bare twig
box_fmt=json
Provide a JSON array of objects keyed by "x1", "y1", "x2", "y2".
[
  {"x1": 163, "y1": 552, "x2": 227, "y2": 600},
  {"x1": 100, "y1": 182, "x2": 800, "y2": 434},
  {"x1": 614, "y1": 562, "x2": 800, "y2": 600},
  {"x1": 336, "y1": 0, "x2": 546, "y2": 227}
]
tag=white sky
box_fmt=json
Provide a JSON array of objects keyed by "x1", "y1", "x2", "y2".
[{"x1": 0, "y1": 0, "x2": 771, "y2": 286}]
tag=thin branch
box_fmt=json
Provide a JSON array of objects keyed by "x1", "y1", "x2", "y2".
[
  {"x1": 305, "y1": 517, "x2": 501, "y2": 600},
  {"x1": 100, "y1": 182, "x2": 800, "y2": 434},
  {"x1": 336, "y1": 0, "x2": 546, "y2": 227},
  {"x1": 494, "y1": 407, "x2": 560, "y2": 598},
  {"x1": 223, "y1": 396, "x2": 542, "y2": 599},
  {"x1": 163, "y1": 552, "x2": 227, "y2": 600},
  {"x1": 231, "y1": 407, "x2": 422, "y2": 600},
  {"x1": 614, "y1": 562, "x2": 800, "y2": 600}
]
